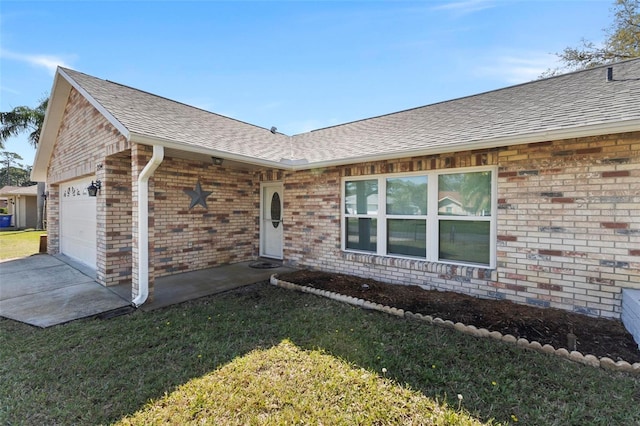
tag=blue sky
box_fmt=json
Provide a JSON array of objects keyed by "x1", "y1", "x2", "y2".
[{"x1": 1, "y1": 0, "x2": 613, "y2": 169}]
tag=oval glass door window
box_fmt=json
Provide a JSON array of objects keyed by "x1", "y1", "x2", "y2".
[{"x1": 271, "y1": 192, "x2": 281, "y2": 228}]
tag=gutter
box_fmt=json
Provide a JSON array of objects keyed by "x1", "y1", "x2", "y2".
[{"x1": 132, "y1": 145, "x2": 164, "y2": 307}]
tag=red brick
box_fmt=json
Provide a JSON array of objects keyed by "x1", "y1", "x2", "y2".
[
  {"x1": 600, "y1": 222, "x2": 629, "y2": 229},
  {"x1": 539, "y1": 249, "x2": 563, "y2": 256},
  {"x1": 601, "y1": 170, "x2": 630, "y2": 178},
  {"x1": 505, "y1": 283, "x2": 526, "y2": 292},
  {"x1": 576, "y1": 147, "x2": 602, "y2": 154},
  {"x1": 538, "y1": 283, "x2": 563, "y2": 292}
]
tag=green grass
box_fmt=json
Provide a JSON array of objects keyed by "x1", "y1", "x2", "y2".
[
  {"x1": 117, "y1": 340, "x2": 480, "y2": 425},
  {"x1": 0, "y1": 229, "x2": 44, "y2": 260},
  {"x1": 1, "y1": 283, "x2": 639, "y2": 425}
]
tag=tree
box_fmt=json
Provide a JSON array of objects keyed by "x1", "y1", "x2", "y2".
[
  {"x1": 542, "y1": 0, "x2": 640, "y2": 76},
  {"x1": 0, "y1": 97, "x2": 48, "y2": 149},
  {"x1": 1, "y1": 151, "x2": 24, "y2": 187},
  {"x1": 0, "y1": 96, "x2": 49, "y2": 229}
]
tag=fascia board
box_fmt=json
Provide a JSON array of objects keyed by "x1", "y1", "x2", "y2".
[
  {"x1": 132, "y1": 119, "x2": 640, "y2": 172},
  {"x1": 129, "y1": 133, "x2": 289, "y2": 170},
  {"x1": 58, "y1": 68, "x2": 130, "y2": 138},
  {"x1": 31, "y1": 68, "x2": 132, "y2": 182},
  {"x1": 31, "y1": 73, "x2": 71, "y2": 182},
  {"x1": 286, "y1": 119, "x2": 640, "y2": 171}
]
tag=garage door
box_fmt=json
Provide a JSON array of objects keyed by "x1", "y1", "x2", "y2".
[{"x1": 60, "y1": 177, "x2": 97, "y2": 269}]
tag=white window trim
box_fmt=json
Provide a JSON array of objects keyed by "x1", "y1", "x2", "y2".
[{"x1": 341, "y1": 166, "x2": 497, "y2": 268}]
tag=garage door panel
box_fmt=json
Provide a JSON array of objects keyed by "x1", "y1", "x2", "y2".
[{"x1": 60, "y1": 177, "x2": 97, "y2": 269}]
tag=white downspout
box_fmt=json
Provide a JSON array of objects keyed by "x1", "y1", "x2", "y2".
[{"x1": 132, "y1": 145, "x2": 164, "y2": 307}]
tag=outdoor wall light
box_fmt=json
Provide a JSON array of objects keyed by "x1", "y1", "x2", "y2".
[
  {"x1": 87, "y1": 180, "x2": 102, "y2": 197},
  {"x1": 212, "y1": 157, "x2": 224, "y2": 166}
]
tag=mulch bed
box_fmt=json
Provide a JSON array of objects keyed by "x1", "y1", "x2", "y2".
[{"x1": 277, "y1": 270, "x2": 640, "y2": 364}]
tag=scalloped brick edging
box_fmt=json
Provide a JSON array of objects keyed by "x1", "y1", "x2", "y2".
[{"x1": 270, "y1": 274, "x2": 640, "y2": 375}]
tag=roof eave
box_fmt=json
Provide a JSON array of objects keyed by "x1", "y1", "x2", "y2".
[
  {"x1": 31, "y1": 71, "x2": 71, "y2": 182},
  {"x1": 286, "y1": 119, "x2": 640, "y2": 171},
  {"x1": 129, "y1": 133, "x2": 290, "y2": 170},
  {"x1": 31, "y1": 68, "x2": 131, "y2": 182}
]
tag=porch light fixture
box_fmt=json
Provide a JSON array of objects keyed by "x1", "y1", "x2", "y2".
[
  {"x1": 87, "y1": 180, "x2": 102, "y2": 197},
  {"x1": 212, "y1": 156, "x2": 224, "y2": 166}
]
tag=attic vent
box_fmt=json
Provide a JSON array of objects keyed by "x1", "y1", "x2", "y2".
[
  {"x1": 606, "y1": 67, "x2": 613, "y2": 82},
  {"x1": 270, "y1": 126, "x2": 277, "y2": 134}
]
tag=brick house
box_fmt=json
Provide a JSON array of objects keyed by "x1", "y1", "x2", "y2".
[{"x1": 31, "y1": 60, "x2": 639, "y2": 337}]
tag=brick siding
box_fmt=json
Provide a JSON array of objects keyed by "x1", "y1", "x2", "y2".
[
  {"x1": 279, "y1": 132, "x2": 640, "y2": 318},
  {"x1": 45, "y1": 89, "x2": 639, "y2": 318},
  {"x1": 150, "y1": 156, "x2": 258, "y2": 278},
  {"x1": 46, "y1": 89, "x2": 129, "y2": 285}
]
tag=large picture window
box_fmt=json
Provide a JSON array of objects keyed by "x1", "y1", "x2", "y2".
[{"x1": 342, "y1": 167, "x2": 496, "y2": 267}]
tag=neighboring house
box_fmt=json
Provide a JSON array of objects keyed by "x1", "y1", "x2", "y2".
[
  {"x1": 31, "y1": 61, "x2": 639, "y2": 330},
  {"x1": 438, "y1": 192, "x2": 464, "y2": 215},
  {"x1": 0, "y1": 185, "x2": 38, "y2": 228}
]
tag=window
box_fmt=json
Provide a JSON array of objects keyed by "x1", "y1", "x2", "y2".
[
  {"x1": 437, "y1": 172, "x2": 492, "y2": 265},
  {"x1": 386, "y1": 176, "x2": 427, "y2": 257},
  {"x1": 344, "y1": 180, "x2": 378, "y2": 251},
  {"x1": 342, "y1": 167, "x2": 496, "y2": 267}
]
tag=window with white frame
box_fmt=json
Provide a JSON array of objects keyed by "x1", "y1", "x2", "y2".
[{"x1": 342, "y1": 167, "x2": 496, "y2": 268}]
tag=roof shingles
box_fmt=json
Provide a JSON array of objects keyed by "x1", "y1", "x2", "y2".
[{"x1": 60, "y1": 59, "x2": 640, "y2": 168}]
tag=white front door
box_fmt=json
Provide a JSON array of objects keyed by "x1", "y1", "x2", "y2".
[
  {"x1": 60, "y1": 177, "x2": 97, "y2": 269},
  {"x1": 260, "y1": 182, "x2": 283, "y2": 259}
]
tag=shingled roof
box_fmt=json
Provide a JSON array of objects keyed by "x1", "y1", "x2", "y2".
[
  {"x1": 291, "y1": 58, "x2": 640, "y2": 165},
  {"x1": 33, "y1": 58, "x2": 640, "y2": 179},
  {"x1": 0, "y1": 185, "x2": 38, "y2": 196},
  {"x1": 60, "y1": 68, "x2": 292, "y2": 163}
]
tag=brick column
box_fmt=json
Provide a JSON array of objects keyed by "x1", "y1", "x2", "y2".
[
  {"x1": 95, "y1": 160, "x2": 107, "y2": 286},
  {"x1": 102, "y1": 151, "x2": 133, "y2": 287},
  {"x1": 45, "y1": 185, "x2": 59, "y2": 255}
]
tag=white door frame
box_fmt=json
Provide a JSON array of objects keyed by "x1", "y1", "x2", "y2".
[{"x1": 260, "y1": 181, "x2": 284, "y2": 259}]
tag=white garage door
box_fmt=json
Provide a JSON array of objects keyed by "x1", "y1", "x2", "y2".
[{"x1": 60, "y1": 177, "x2": 97, "y2": 269}]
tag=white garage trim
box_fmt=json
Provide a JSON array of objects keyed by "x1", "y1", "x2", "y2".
[{"x1": 60, "y1": 177, "x2": 97, "y2": 270}]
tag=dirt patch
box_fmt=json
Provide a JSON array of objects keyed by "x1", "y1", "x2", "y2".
[{"x1": 278, "y1": 270, "x2": 640, "y2": 364}]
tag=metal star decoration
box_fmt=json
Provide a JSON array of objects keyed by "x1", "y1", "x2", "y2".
[{"x1": 184, "y1": 181, "x2": 212, "y2": 209}]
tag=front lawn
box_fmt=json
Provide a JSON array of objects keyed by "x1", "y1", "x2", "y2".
[
  {"x1": 0, "y1": 229, "x2": 44, "y2": 260},
  {"x1": 1, "y1": 283, "x2": 638, "y2": 425}
]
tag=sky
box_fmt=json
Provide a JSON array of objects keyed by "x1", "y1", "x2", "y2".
[{"x1": 1, "y1": 0, "x2": 614, "y2": 170}]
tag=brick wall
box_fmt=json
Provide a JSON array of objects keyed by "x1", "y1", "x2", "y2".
[
  {"x1": 100, "y1": 151, "x2": 133, "y2": 286},
  {"x1": 496, "y1": 131, "x2": 640, "y2": 318},
  {"x1": 46, "y1": 88, "x2": 129, "y2": 278},
  {"x1": 47, "y1": 89, "x2": 128, "y2": 185},
  {"x1": 279, "y1": 132, "x2": 640, "y2": 318},
  {"x1": 151, "y1": 156, "x2": 258, "y2": 278},
  {"x1": 44, "y1": 88, "x2": 639, "y2": 317}
]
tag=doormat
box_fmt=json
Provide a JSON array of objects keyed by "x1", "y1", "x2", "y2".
[{"x1": 249, "y1": 261, "x2": 281, "y2": 269}]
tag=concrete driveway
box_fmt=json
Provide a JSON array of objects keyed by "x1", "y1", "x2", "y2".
[
  {"x1": 0, "y1": 255, "x2": 294, "y2": 328},
  {"x1": 0, "y1": 255, "x2": 130, "y2": 327}
]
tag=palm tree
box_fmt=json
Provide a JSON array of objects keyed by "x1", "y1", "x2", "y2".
[
  {"x1": 0, "y1": 97, "x2": 48, "y2": 149},
  {"x1": 0, "y1": 96, "x2": 49, "y2": 229}
]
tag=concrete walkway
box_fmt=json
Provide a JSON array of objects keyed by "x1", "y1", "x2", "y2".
[
  {"x1": 0, "y1": 255, "x2": 294, "y2": 327},
  {"x1": 110, "y1": 260, "x2": 294, "y2": 311}
]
